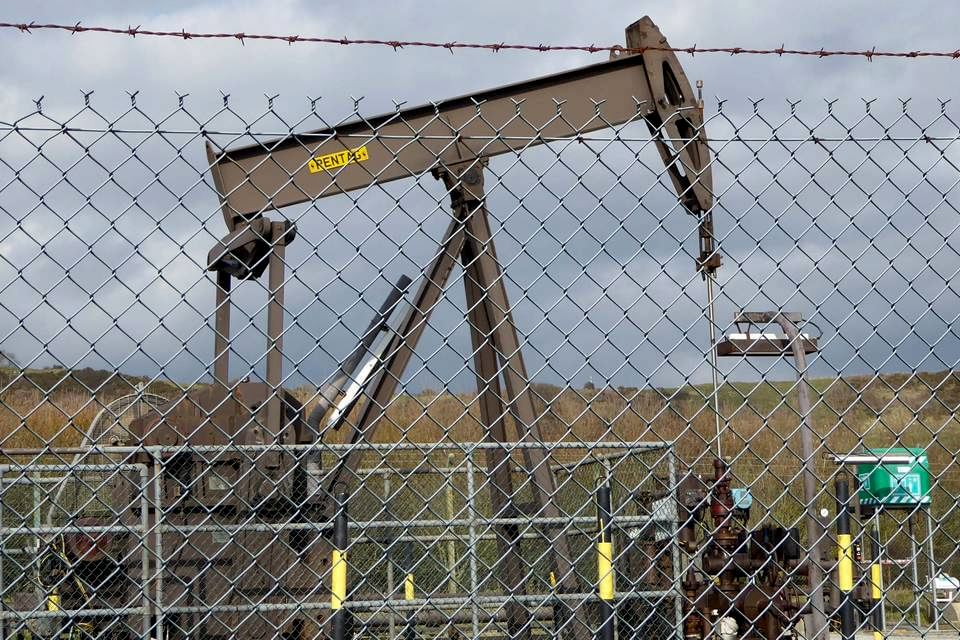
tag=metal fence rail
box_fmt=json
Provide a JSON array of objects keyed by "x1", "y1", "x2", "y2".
[{"x1": 0, "y1": 93, "x2": 959, "y2": 640}]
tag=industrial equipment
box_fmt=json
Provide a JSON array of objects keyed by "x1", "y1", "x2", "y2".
[
  {"x1": 20, "y1": 16, "x2": 824, "y2": 640},
  {"x1": 198, "y1": 16, "x2": 710, "y2": 639},
  {"x1": 676, "y1": 460, "x2": 806, "y2": 640}
]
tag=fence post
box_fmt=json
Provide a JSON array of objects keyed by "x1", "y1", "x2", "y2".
[
  {"x1": 384, "y1": 472, "x2": 396, "y2": 639},
  {"x1": 465, "y1": 447, "x2": 480, "y2": 639},
  {"x1": 404, "y1": 540, "x2": 418, "y2": 640},
  {"x1": 835, "y1": 476, "x2": 855, "y2": 640},
  {"x1": 868, "y1": 517, "x2": 884, "y2": 640},
  {"x1": 445, "y1": 452, "x2": 458, "y2": 595},
  {"x1": 596, "y1": 482, "x2": 615, "y2": 640},
  {"x1": 907, "y1": 515, "x2": 922, "y2": 625},
  {"x1": 152, "y1": 456, "x2": 165, "y2": 640},
  {"x1": 925, "y1": 507, "x2": 939, "y2": 631},
  {"x1": 0, "y1": 468, "x2": 5, "y2": 640},
  {"x1": 667, "y1": 447, "x2": 684, "y2": 640},
  {"x1": 331, "y1": 490, "x2": 349, "y2": 640},
  {"x1": 138, "y1": 465, "x2": 151, "y2": 639}
]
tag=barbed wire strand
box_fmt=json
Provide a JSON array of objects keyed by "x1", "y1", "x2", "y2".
[{"x1": 1, "y1": 21, "x2": 958, "y2": 60}]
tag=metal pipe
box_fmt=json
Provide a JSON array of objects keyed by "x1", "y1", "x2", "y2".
[
  {"x1": 774, "y1": 314, "x2": 828, "y2": 640},
  {"x1": 0, "y1": 463, "x2": 144, "y2": 472},
  {"x1": 179, "y1": 512, "x2": 660, "y2": 533},
  {"x1": 210, "y1": 589, "x2": 676, "y2": 612},
  {"x1": 0, "y1": 505, "x2": 664, "y2": 539},
  {"x1": 669, "y1": 447, "x2": 683, "y2": 640},
  {"x1": 926, "y1": 507, "x2": 938, "y2": 631},
  {"x1": 355, "y1": 445, "x2": 672, "y2": 477},
  {"x1": 31, "y1": 472, "x2": 40, "y2": 552},
  {"x1": 1, "y1": 475, "x2": 108, "y2": 485},
  {"x1": 0, "y1": 469, "x2": 5, "y2": 640},
  {"x1": 0, "y1": 440, "x2": 675, "y2": 456},
  {"x1": 445, "y1": 452, "x2": 458, "y2": 596},
  {"x1": 0, "y1": 523, "x2": 146, "y2": 535},
  {"x1": 0, "y1": 607, "x2": 147, "y2": 620},
  {"x1": 908, "y1": 514, "x2": 921, "y2": 626},
  {"x1": 551, "y1": 445, "x2": 672, "y2": 473},
  {"x1": 466, "y1": 449, "x2": 480, "y2": 639},
  {"x1": 0, "y1": 512, "x2": 663, "y2": 539},
  {"x1": 1, "y1": 547, "x2": 53, "y2": 556},
  {"x1": 869, "y1": 518, "x2": 884, "y2": 640},
  {"x1": 383, "y1": 473, "x2": 395, "y2": 639},
  {"x1": 705, "y1": 272, "x2": 723, "y2": 459},
  {"x1": 352, "y1": 445, "x2": 671, "y2": 478},
  {"x1": 152, "y1": 456, "x2": 165, "y2": 640},
  {"x1": 355, "y1": 607, "x2": 558, "y2": 627},
  {"x1": 213, "y1": 269, "x2": 231, "y2": 386},
  {"x1": 0, "y1": 446, "x2": 672, "y2": 482},
  {"x1": 138, "y1": 466, "x2": 151, "y2": 640},
  {"x1": 4, "y1": 589, "x2": 678, "y2": 621},
  {"x1": 874, "y1": 510, "x2": 886, "y2": 632}
]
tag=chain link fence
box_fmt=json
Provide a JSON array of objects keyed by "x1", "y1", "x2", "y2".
[{"x1": 1, "y1": 91, "x2": 959, "y2": 640}]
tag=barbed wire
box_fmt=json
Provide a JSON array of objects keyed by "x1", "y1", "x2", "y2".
[{"x1": 1, "y1": 21, "x2": 959, "y2": 60}]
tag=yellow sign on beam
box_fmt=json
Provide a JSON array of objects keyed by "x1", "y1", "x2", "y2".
[{"x1": 308, "y1": 146, "x2": 370, "y2": 174}]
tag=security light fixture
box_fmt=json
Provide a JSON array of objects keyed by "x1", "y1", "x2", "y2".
[{"x1": 717, "y1": 311, "x2": 819, "y2": 357}]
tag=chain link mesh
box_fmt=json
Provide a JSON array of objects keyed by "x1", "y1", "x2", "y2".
[{"x1": 1, "y1": 95, "x2": 958, "y2": 640}]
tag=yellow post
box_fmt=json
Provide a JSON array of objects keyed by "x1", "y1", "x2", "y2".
[
  {"x1": 870, "y1": 564, "x2": 883, "y2": 601},
  {"x1": 331, "y1": 549, "x2": 347, "y2": 610},
  {"x1": 870, "y1": 536, "x2": 884, "y2": 640},
  {"x1": 403, "y1": 541, "x2": 417, "y2": 640},
  {"x1": 597, "y1": 483, "x2": 616, "y2": 640},
  {"x1": 331, "y1": 492, "x2": 349, "y2": 640},
  {"x1": 871, "y1": 561, "x2": 884, "y2": 640},
  {"x1": 598, "y1": 541, "x2": 615, "y2": 601},
  {"x1": 835, "y1": 477, "x2": 855, "y2": 640},
  {"x1": 404, "y1": 572, "x2": 415, "y2": 601},
  {"x1": 837, "y1": 533, "x2": 854, "y2": 592}
]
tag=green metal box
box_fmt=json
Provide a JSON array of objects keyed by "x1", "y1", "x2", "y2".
[{"x1": 857, "y1": 447, "x2": 931, "y2": 508}]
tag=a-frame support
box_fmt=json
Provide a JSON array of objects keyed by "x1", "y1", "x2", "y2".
[{"x1": 320, "y1": 161, "x2": 584, "y2": 640}]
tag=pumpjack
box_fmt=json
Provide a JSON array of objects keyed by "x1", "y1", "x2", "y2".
[
  {"x1": 190, "y1": 16, "x2": 711, "y2": 639},
  {"x1": 20, "y1": 16, "x2": 806, "y2": 640}
]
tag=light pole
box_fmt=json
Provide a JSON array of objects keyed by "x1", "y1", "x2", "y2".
[{"x1": 717, "y1": 311, "x2": 827, "y2": 640}]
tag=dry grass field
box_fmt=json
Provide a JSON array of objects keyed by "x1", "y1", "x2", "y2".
[{"x1": 1, "y1": 365, "x2": 958, "y2": 580}]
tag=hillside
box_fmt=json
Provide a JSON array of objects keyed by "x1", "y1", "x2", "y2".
[{"x1": 2, "y1": 365, "x2": 957, "y2": 575}]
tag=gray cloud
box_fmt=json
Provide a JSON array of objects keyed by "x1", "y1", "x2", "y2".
[{"x1": 2, "y1": 1, "x2": 960, "y2": 393}]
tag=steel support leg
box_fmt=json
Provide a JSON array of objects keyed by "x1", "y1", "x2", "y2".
[
  {"x1": 213, "y1": 270, "x2": 231, "y2": 387},
  {"x1": 462, "y1": 239, "x2": 531, "y2": 639},
  {"x1": 462, "y1": 201, "x2": 582, "y2": 603}
]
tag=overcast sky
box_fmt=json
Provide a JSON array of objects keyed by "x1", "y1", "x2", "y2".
[{"x1": 2, "y1": 1, "x2": 960, "y2": 395}]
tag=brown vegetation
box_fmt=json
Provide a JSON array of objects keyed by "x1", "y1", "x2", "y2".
[{"x1": 2, "y1": 366, "x2": 958, "y2": 573}]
